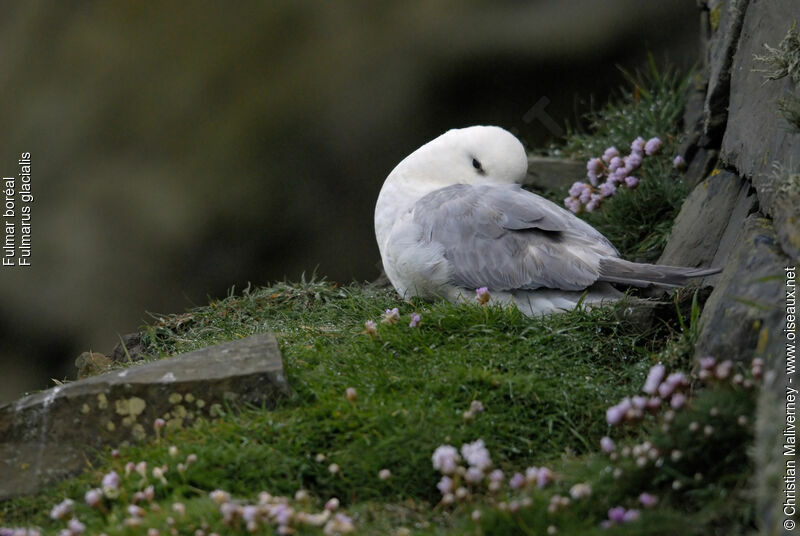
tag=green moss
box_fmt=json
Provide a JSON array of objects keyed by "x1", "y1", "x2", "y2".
[{"x1": 709, "y1": 3, "x2": 723, "y2": 32}]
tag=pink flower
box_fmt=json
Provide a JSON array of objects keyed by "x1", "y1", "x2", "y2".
[
  {"x1": 585, "y1": 194, "x2": 602, "y2": 212},
  {"x1": 345, "y1": 387, "x2": 357, "y2": 402},
  {"x1": 639, "y1": 492, "x2": 659, "y2": 508},
  {"x1": 699, "y1": 356, "x2": 716, "y2": 370},
  {"x1": 670, "y1": 393, "x2": 687, "y2": 409},
  {"x1": 85, "y1": 488, "x2": 103, "y2": 508},
  {"x1": 409, "y1": 312, "x2": 421, "y2": 328},
  {"x1": 382, "y1": 308, "x2": 400, "y2": 324},
  {"x1": 715, "y1": 360, "x2": 732, "y2": 379},
  {"x1": 488, "y1": 469, "x2": 504, "y2": 483},
  {"x1": 608, "y1": 156, "x2": 624, "y2": 172},
  {"x1": 673, "y1": 155, "x2": 686, "y2": 169},
  {"x1": 509, "y1": 472, "x2": 526, "y2": 490},
  {"x1": 475, "y1": 287, "x2": 491, "y2": 305},
  {"x1": 631, "y1": 396, "x2": 647, "y2": 410},
  {"x1": 624, "y1": 176, "x2": 639, "y2": 189},
  {"x1": 624, "y1": 152, "x2": 643, "y2": 171},
  {"x1": 608, "y1": 506, "x2": 626, "y2": 523},
  {"x1": 101, "y1": 471, "x2": 120, "y2": 492},
  {"x1": 665, "y1": 372, "x2": 688, "y2": 388},
  {"x1": 631, "y1": 137, "x2": 645, "y2": 153},
  {"x1": 646, "y1": 397, "x2": 662, "y2": 410},
  {"x1": 644, "y1": 137, "x2": 663, "y2": 156},
  {"x1": 153, "y1": 418, "x2": 166, "y2": 430},
  {"x1": 363, "y1": 320, "x2": 377, "y2": 337},
  {"x1": 128, "y1": 504, "x2": 146, "y2": 518},
  {"x1": 587, "y1": 157, "x2": 604, "y2": 176},
  {"x1": 67, "y1": 519, "x2": 85, "y2": 534},
  {"x1": 536, "y1": 466, "x2": 554, "y2": 488},
  {"x1": 751, "y1": 358, "x2": 763, "y2": 380},
  {"x1": 600, "y1": 436, "x2": 615, "y2": 453},
  {"x1": 599, "y1": 181, "x2": 617, "y2": 198},
  {"x1": 606, "y1": 405, "x2": 625, "y2": 426},
  {"x1": 564, "y1": 197, "x2": 581, "y2": 213},
  {"x1": 658, "y1": 381, "x2": 675, "y2": 398},
  {"x1": 623, "y1": 509, "x2": 640, "y2": 522},
  {"x1": 602, "y1": 147, "x2": 620, "y2": 163},
  {"x1": 569, "y1": 181, "x2": 586, "y2": 198},
  {"x1": 642, "y1": 364, "x2": 665, "y2": 394}
]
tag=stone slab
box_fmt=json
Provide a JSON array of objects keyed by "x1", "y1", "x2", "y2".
[
  {"x1": 523, "y1": 156, "x2": 585, "y2": 195},
  {"x1": 0, "y1": 333, "x2": 289, "y2": 500},
  {"x1": 659, "y1": 170, "x2": 756, "y2": 278}
]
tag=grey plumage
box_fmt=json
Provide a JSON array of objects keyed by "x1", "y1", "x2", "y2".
[
  {"x1": 411, "y1": 183, "x2": 718, "y2": 292},
  {"x1": 597, "y1": 257, "x2": 720, "y2": 288}
]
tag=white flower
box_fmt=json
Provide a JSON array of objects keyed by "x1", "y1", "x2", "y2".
[
  {"x1": 84, "y1": 488, "x2": 103, "y2": 508},
  {"x1": 464, "y1": 467, "x2": 484, "y2": 484},
  {"x1": 460, "y1": 439, "x2": 492, "y2": 471},
  {"x1": 437, "y1": 476, "x2": 454, "y2": 495},
  {"x1": 569, "y1": 482, "x2": 592, "y2": 499},
  {"x1": 210, "y1": 489, "x2": 231, "y2": 504},
  {"x1": 431, "y1": 445, "x2": 461, "y2": 475},
  {"x1": 49, "y1": 499, "x2": 74, "y2": 520}
]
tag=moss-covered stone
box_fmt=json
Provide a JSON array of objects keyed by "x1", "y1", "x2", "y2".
[{"x1": 0, "y1": 333, "x2": 288, "y2": 500}]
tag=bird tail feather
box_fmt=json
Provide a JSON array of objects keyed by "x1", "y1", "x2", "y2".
[{"x1": 597, "y1": 257, "x2": 720, "y2": 288}]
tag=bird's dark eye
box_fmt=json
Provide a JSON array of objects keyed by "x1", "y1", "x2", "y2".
[{"x1": 472, "y1": 158, "x2": 484, "y2": 173}]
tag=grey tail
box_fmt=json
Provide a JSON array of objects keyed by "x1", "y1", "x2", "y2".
[{"x1": 597, "y1": 257, "x2": 721, "y2": 288}]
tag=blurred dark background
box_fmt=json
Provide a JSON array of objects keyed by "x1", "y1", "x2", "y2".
[{"x1": 0, "y1": 0, "x2": 699, "y2": 404}]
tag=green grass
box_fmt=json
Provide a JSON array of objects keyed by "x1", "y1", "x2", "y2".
[
  {"x1": 0, "y1": 281, "x2": 756, "y2": 535},
  {"x1": 0, "y1": 66, "x2": 758, "y2": 535}
]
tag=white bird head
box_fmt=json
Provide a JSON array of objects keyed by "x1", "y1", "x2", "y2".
[{"x1": 388, "y1": 125, "x2": 528, "y2": 190}]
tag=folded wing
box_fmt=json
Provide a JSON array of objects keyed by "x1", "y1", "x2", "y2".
[{"x1": 412, "y1": 184, "x2": 619, "y2": 291}]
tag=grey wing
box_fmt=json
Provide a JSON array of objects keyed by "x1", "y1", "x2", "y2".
[{"x1": 412, "y1": 184, "x2": 619, "y2": 291}]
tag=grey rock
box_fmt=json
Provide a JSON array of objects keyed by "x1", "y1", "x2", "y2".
[
  {"x1": 693, "y1": 216, "x2": 794, "y2": 536},
  {"x1": 696, "y1": 215, "x2": 789, "y2": 362},
  {"x1": 523, "y1": 156, "x2": 585, "y2": 195},
  {"x1": 755, "y1": 324, "x2": 795, "y2": 536},
  {"x1": 0, "y1": 333, "x2": 288, "y2": 500},
  {"x1": 683, "y1": 147, "x2": 719, "y2": 191},
  {"x1": 720, "y1": 0, "x2": 800, "y2": 258},
  {"x1": 677, "y1": 75, "x2": 718, "y2": 191},
  {"x1": 659, "y1": 170, "x2": 756, "y2": 275},
  {"x1": 703, "y1": 0, "x2": 750, "y2": 145}
]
